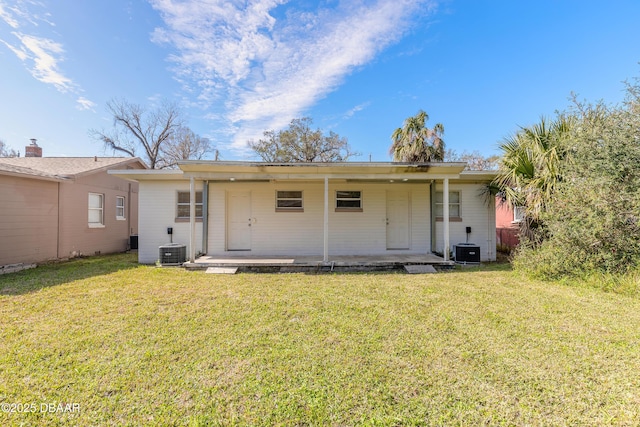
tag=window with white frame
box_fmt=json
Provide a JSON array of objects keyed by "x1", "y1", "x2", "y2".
[
  {"x1": 276, "y1": 190, "x2": 303, "y2": 211},
  {"x1": 116, "y1": 196, "x2": 126, "y2": 220},
  {"x1": 336, "y1": 190, "x2": 362, "y2": 211},
  {"x1": 88, "y1": 193, "x2": 104, "y2": 227},
  {"x1": 176, "y1": 191, "x2": 203, "y2": 219},
  {"x1": 435, "y1": 191, "x2": 461, "y2": 219},
  {"x1": 513, "y1": 206, "x2": 525, "y2": 223}
]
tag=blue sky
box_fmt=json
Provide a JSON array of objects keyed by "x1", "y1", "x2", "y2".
[{"x1": 1, "y1": 0, "x2": 639, "y2": 161}]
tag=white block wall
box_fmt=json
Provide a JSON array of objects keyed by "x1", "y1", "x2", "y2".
[
  {"x1": 136, "y1": 179, "x2": 495, "y2": 262},
  {"x1": 138, "y1": 181, "x2": 204, "y2": 264},
  {"x1": 207, "y1": 181, "x2": 431, "y2": 257},
  {"x1": 434, "y1": 182, "x2": 496, "y2": 261}
]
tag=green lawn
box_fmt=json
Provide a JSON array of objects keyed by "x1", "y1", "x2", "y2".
[{"x1": 1, "y1": 254, "x2": 640, "y2": 426}]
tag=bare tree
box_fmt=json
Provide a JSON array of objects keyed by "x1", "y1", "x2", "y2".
[
  {"x1": 445, "y1": 149, "x2": 501, "y2": 170},
  {"x1": 0, "y1": 139, "x2": 19, "y2": 157},
  {"x1": 160, "y1": 126, "x2": 216, "y2": 168},
  {"x1": 91, "y1": 98, "x2": 182, "y2": 169},
  {"x1": 249, "y1": 117, "x2": 357, "y2": 162}
]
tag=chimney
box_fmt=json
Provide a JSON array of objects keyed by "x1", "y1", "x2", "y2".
[{"x1": 25, "y1": 138, "x2": 42, "y2": 158}]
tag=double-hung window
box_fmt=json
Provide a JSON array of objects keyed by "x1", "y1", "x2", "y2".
[
  {"x1": 276, "y1": 191, "x2": 303, "y2": 211},
  {"x1": 435, "y1": 191, "x2": 461, "y2": 220},
  {"x1": 176, "y1": 191, "x2": 203, "y2": 219},
  {"x1": 116, "y1": 196, "x2": 126, "y2": 220},
  {"x1": 88, "y1": 193, "x2": 104, "y2": 227},
  {"x1": 336, "y1": 191, "x2": 362, "y2": 211}
]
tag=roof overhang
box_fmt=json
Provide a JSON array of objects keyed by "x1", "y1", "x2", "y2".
[
  {"x1": 108, "y1": 169, "x2": 185, "y2": 181},
  {"x1": 72, "y1": 157, "x2": 148, "y2": 179},
  {"x1": 0, "y1": 164, "x2": 67, "y2": 182},
  {"x1": 109, "y1": 161, "x2": 496, "y2": 183},
  {"x1": 458, "y1": 170, "x2": 498, "y2": 183}
]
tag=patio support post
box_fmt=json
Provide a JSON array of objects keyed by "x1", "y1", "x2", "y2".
[
  {"x1": 189, "y1": 176, "x2": 196, "y2": 263},
  {"x1": 430, "y1": 180, "x2": 436, "y2": 254},
  {"x1": 443, "y1": 177, "x2": 450, "y2": 261},
  {"x1": 323, "y1": 176, "x2": 329, "y2": 263},
  {"x1": 202, "y1": 180, "x2": 208, "y2": 255}
]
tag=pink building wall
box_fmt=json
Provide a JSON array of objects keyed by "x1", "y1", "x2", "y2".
[
  {"x1": 496, "y1": 197, "x2": 520, "y2": 250},
  {"x1": 57, "y1": 169, "x2": 140, "y2": 258},
  {"x1": 0, "y1": 158, "x2": 144, "y2": 266},
  {"x1": 0, "y1": 175, "x2": 59, "y2": 265}
]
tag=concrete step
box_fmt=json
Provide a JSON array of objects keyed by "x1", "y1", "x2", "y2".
[
  {"x1": 404, "y1": 264, "x2": 437, "y2": 274},
  {"x1": 205, "y1": 267, "x2": 238, "y2": 274}
]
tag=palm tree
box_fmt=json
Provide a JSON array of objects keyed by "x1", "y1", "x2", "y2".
[
  {"x1": 390, "y1": 110, "x2": 445, "y2": 162},
  {"x1": 492, "y1": 115, "x2": 573, "y2": 243}
]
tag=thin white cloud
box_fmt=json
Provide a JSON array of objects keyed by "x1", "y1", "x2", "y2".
[
  {"x1": 1, "y1": 38, "x2": 27, "y2": 59},
  {"x1": 76, "y1": 96, "x2": 96, "y2": 111},
  {"x1": 344, "y1": 102, "x2": 371, "y2": 119},
  {"x1": 149, "y1": 0, "x2": 438, "y2": 152},
  {"x1": 0, "y1": 1, "x2": 77, "y2": 94},
  {"x1": 0, "y1": 2, "x2": 19, "y2": 28},
  {"x1": 13, "y1": 33, "x2": 73, "y2": 91}
]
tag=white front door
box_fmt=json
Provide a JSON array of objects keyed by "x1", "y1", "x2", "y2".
[
  {"x1": 227, "y1": 191, "x2": 251, "y2": 251},
  {"x1": 386, "y1": 190, "x2": 410, "y2": 249}
]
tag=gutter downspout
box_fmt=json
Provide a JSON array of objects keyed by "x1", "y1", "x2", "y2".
[
  {"x1": 202, "y1": 180, "x2": 209, "y2": 255},
  {"x1": 128, "y1": 183, "x2": 132, "y2": 243},
  {"x1": 57, "y1": 182, "x2": 61, "y2": 259}
]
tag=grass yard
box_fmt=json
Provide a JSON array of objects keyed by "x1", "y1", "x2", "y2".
[{"x1": 1, "y1": 254, "x2": 640, "y2": 426}]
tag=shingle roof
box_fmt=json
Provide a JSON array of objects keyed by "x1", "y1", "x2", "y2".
[
  {"x1": 0, "y1": 157, "x2": 145, "y2": 179},
  {"x1": 0, "y1": 162, "x2": 64, "y2": 181}
]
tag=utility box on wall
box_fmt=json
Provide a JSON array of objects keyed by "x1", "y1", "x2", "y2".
[{"x1": 455, "y1": 243, "x2": 480, "y2": 264}]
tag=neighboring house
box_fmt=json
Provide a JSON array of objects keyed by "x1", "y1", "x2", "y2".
[
  {"x1": 0, "y1": 149, "x2": 146, "y2": 266},
  {"x1": 111, "y1": 161, "x2": 497, "y2": 264},
  {"x1": 495, "y1": 197, "x2": 523, "y2": 251}
]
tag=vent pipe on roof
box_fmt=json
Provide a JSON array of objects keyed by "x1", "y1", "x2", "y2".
[{"x1": 25, "y1": 138, "x2": 42, "y2": 157}]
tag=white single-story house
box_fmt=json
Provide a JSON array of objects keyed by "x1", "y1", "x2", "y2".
[{"x1": 110, "y1": 161, "x2": 497, "y2": 264}]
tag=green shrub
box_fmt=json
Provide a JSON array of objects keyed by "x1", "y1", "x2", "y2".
[{"x1": 513, "y1": 82, "x2": 640, "y2": 280}]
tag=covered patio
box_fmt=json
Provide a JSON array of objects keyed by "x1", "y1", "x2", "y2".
[
  {"x1": 177, "y1": 161, "x2": 467, "y2": 264},
  {"x1": 184, "y1": 253, "x2": 451, "y2": 272}
]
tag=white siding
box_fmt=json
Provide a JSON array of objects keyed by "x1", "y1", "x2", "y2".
[
  {"x1": 434, "y1": 183, "x2": 496, "y2": 261},
  {"x1": 138, "y1": 181, "x2": 204, "y2": 264},
  {"x1": 207, "y1": 181, "x2": 431, "y2": 257},
  {"x1": 137, "y1": 179, "x2": 495, "y2": 261}
]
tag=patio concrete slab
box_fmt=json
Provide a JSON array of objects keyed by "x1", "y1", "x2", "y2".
[{"x1": 184, "y1": 253, "x2": 453, "y2": 272}]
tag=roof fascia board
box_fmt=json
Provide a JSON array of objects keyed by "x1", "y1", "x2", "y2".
[
  {"x1": 182, "y1": 172, "x2": 462, "y2": 181},
  {"x1": 178, "y1": 161, "x2": 467, "y2": 175},
  {"x1": 0, "y1": 170, "x2": 66, "y2": 182},
  {"x1": 108, "y1": 169, "x2": 184, "y2": 181}
]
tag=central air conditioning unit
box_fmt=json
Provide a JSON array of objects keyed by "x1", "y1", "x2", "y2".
[
  {"x1": 159, "y1": 243, "x2": 186, "y2": 265},
  {"x1": 455, "y1": 243, "x2": 481, "y2": 264}
]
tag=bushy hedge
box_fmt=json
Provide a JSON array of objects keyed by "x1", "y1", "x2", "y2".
[{"x1": 514, "y1": 94, "x2": 640, "y2": 279}]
